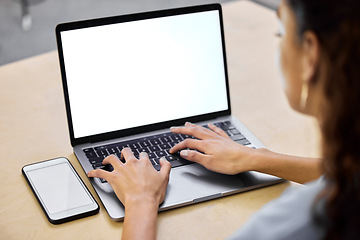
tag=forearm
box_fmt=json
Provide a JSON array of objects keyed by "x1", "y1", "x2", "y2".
[
  {"x1": 122, "y1": 199, "x2": 159, "y2": 240},
  {"x1": 250, "y1": 148, "x2": 322, "y2": 184}
]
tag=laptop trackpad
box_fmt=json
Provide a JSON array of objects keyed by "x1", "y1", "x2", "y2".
[{"x1": 163, "y1": 164, "x2": 246, "y2": 207}]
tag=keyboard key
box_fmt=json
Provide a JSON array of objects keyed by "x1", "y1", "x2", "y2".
[
  {"x1": 170, "y1": 134, "x2": 182, "y2": 141},
  {"x1": 89, "y1": 157, "x2": 104, "y2": 165},
  {"x1": 159, "y1": 143, "x2": 171, "y2": 150},
  {"x1": 94, "y1": 146, "x2": 106, "y2": 151},
  {"x1": 129, "y1": 143, "x2": 140, "y2": 149},
  {"x1": 160, "y1": 136, "x2": 171, "y2": 143},
  {"x1": 139, "y1": 141, "x2": 151, "y2": 148},
  {"x1": 138, "y1": 148, "x2": 149, "y2": 153},
  {"x1": 148, "y1": 152, "x2": 156, "y2": 159},
  {"x1": 83, "y1": 148, "x2": 95, "y2": 153},
  {"x1": 220, "y1": 121, "x2": 236, "y2": 130},
  {"x1": 84, "y1": 149, "x2": 97, "y2": 158},
  {"x1": 152, "y1": 158, "x2": 160, "y2": 165},
  {"x1": 95, "y1": 148, "x2": 109, "y2": 156},
  {"x1": 169, "y1": 158, "x2": 192, "y2": 168},
  {"x1": 230, "y1": 134, "x2": 246, "y2": 141},
  {"x1": 149, "y1": 139, "x2": 161, "y2": 145},
  {"x1": 165, "y1": 155, "x2": 178, "y2": 162},
  {"x1": 235, "y1": 138, "x2": 251, "y2": 145},
  {"x1": 117, "y1": 144, "x2": 129, "y2": 150},
  {"x1": 149, "y1": 145, "x2": 160, "y2": 151},
  {"x1": 98, "y1": 154, "x2": 108, "y2": 160},
  {"x1": 230, "y1": 129, "x2": 241, "y2": 135},
  {"x1": 107, "y1": 147, "x2": 119, "y2": 154},
  {"x1": 168, "y1": 141, "x2": 179, "y2": 147},
  {"x1": 155, "y1": 151, "x2": 168, "y2": 158},
  {"x1": 214, "y1": 122, "x2": 222, "y2": 127}
]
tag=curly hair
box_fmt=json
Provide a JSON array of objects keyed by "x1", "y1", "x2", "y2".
[{"x1": 286, "y1": 0, "x2": 360, "y2": 239}]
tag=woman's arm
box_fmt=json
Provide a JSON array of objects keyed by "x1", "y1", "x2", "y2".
[
  {"x1": 87, "y1": 149, "x2": 171, "y2": 240},
  {"x1": 250, "y1": 148, "x2": 322, "y2": 184},
  {"x1": 170, "y1": 122, "x2": 322, "y2": 184},
  {"x1": 122, "y1": 198, "x2": 159, "y2": 240}
]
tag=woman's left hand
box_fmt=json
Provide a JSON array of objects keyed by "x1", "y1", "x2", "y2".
[{"x1": 170, "y1": 122, "x2": 259, "y2": 175}]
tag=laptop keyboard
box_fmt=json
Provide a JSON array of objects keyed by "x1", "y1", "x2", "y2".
[{"x1": 83, "y1": 121, "x2": 251, "y2": 183}]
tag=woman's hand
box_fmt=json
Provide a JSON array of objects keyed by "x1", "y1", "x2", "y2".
[
  {"x1": 170, "y1": 122, "x2": 322, "y2": 183},
  {"x1": 87, "y1": 149, "x2": 171, "y2": 240},
  {"x1": 169, "y1": 122, "x2": 259, "y2": 175},
  {"x1": 87, "y1": 148, "x2": 171, "y2": 206}
]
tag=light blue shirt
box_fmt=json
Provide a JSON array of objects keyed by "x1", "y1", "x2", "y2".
[{"x1": 228, "y1": 177, "x2": 327, "y2": 240}]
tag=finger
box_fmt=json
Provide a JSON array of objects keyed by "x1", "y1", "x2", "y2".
[
  {"x1": 159, "y1": 157, "x2": 171, "y2": 178},
  {"x1": 170, "y1": 125, "x2": 214, "y2": 140},
  {"x1": 102, "y1": 154, "x2": 123, "y2": 170},
  {"x1": 138, "y1": 152, "x2": 151, "y2": 165},
  {"x1": 87, "y1": 168, "x2": 112, "y2": 180},
  {"x1": 184, "y1": 121, "x2": 195, "y2": 127},
  {"x1": 169, "y1": 138, "x2": 206, "y2": 154},
  {"x1": 179, "y1": 149, "x2": 208, "y2": 165},
  {"x1": 139, "y1": 151, "x2": 149, "y2": 160},
  {"x1": 121, "y1": 147, "x2": 137, "y2": 161},
  {"x1": 208, "y1": 123, "x2": 230, "y2": 138},
  {"x1": 185, "y1": 122, "x2": 219, "y2": 135}
]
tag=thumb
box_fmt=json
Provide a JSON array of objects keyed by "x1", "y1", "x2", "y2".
[{"x1": 159, "y1": 157, "x2": 171, "y2": 178}]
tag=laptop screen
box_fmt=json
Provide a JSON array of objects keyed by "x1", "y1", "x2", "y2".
[{"x1": 58, "y1": 7, "x2": 229, "y2": 139}]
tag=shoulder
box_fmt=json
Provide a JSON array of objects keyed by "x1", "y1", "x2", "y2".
[{"x1": 228, "y1": 177, "x2": 327, "y2": 240}]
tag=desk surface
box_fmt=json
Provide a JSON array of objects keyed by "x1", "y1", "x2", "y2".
[{"x1": 0, "y1": 1, "x2": 320, "y2": 239}]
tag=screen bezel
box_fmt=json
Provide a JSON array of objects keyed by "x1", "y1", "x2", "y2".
[
  {"x1": 22, "y1": 157, "x2": 99, "y2": 224},
  {"x1": 56, "y1": 4, "x2": 231, "y2": 146}
]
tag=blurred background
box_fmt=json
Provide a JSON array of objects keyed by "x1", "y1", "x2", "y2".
[{"x1": 0, "y1": 0, "x2": 280, "y2": 66}]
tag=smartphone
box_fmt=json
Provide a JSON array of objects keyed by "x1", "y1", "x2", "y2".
[{"x1": 22, "y1": 157, "x2": 99, "y2": 224}]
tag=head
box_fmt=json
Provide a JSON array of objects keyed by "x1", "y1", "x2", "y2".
[
  {"x1": 277, "y1": 0, "x2": 360, "y2": 239},
  {"x1": 276, "y1": 0, "x2": 321, "y2": 116}
]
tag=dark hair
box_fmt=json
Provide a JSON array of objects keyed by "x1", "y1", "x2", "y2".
[{"x1": 286, "y1": 0, "x2": 360, "y2": 239}]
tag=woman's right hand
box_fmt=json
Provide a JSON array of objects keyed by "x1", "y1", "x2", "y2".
[{"x1": 169, "y1": 122, "x2": 262, "y2": 175}]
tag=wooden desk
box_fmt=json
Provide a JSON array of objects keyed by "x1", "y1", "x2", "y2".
[{"x1": 0, "y1": 1, "x2": 320, "y2": 239}]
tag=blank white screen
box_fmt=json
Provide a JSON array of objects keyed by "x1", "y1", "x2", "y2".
[
  {"x1": 27, "y1": 163, "x2": 93, "y2": 214},
  {"x1": 61, "y1": 10, "x2": 228, "y2": 138}
]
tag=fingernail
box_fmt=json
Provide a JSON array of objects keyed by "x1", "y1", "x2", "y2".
[
  {"x1": 140, "y1": 151, "x2": 148, "y2": 156},
  {"x1": 160, "y1": 157, "x2": 167, "y2": 162},
  {"x1": 180, "y1": 150, "x2": 189, "y2": 157}
]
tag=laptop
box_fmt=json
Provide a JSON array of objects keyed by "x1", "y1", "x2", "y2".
[{"x1": 55, "y1": 3, "x2": 284, "y2": 221}]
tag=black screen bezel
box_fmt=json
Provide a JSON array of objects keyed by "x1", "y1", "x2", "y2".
[{"x1": 55, "y1": 4, "x2": 231, "y2": 146}]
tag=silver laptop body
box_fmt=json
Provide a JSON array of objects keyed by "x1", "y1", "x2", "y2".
[{"x1": 56, "y1": 4, "x2": 283, "y2": 221}]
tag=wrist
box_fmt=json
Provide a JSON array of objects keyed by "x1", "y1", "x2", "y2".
[
  {"x1": 124, "y1": 196, "x2": 159, "y2": 224},
  {"x1": 125, "y1": 194, "x2": 159, "y2": 210},
  {"x1": 245, "y1": 147, "x2": 273, "y2": 172},
  {"x1": 122, "y1": 195, "x2": 159, "y2": 240}
]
